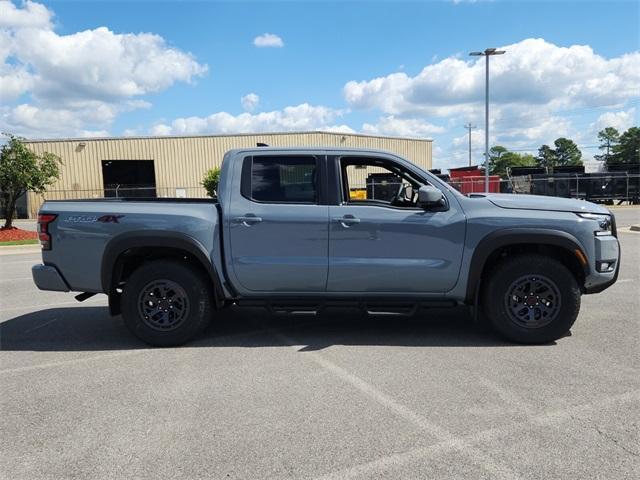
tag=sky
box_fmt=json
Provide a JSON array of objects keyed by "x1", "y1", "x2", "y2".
[{"x1": 1, "y1": 0, "x2": 638, "y2": 169}]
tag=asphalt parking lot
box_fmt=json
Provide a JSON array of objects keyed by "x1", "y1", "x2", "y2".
[{"x1": 1, "y1": 225, "x2": 639, "y2": 479}]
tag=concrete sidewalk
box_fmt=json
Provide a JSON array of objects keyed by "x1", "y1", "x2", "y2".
[{"x1": 0, "y1": 220, "x2": 37, "y2": 231}]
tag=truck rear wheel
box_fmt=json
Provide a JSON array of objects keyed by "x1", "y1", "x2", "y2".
[
  {"x1": 482, "y1": 254, "x2": 581, "y2": 344},
  {"x1": 121, "y1": 260, "x2": 212, "y2": 347}
]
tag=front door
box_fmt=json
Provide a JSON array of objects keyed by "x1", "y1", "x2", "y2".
[
  {"x1": 228, "y1": 154, "x2": 329, "y2": 293},
  {"x1": 327, "y1": 156, "x2": 466, "y2": 293}
]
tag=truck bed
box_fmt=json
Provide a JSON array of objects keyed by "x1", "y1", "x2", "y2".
[{"x1": 39, "y1": 199, "x2": 221, "y2": 293}]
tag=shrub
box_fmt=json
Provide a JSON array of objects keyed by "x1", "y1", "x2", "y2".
[{"x1": 201, "y1": 167, "x2": 221, "y2": 198}]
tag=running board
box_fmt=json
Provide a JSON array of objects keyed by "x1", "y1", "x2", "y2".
[
  {"x1": 270, "y1": 305, "x2": 319, "y2": 316},
  {"x1": 235, "y1": 299, "x2": 457, "y2": 316},
  {"x1": 365, "y1": 303, "x2": 417, "y2": 316}
]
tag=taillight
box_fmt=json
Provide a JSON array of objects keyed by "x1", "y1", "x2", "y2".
[{"x1": 37, "y1": 213, "x2": 57, "y2": 250}]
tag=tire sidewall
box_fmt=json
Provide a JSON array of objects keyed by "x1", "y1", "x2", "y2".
[
  {"x1": 121, "y1": 260, "x2": 212, "y2": 347},
  {"x1": 483, "y1": 255, "x2": 581, "y2": 344}
]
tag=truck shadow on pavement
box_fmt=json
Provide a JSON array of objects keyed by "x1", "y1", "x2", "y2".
[{"x1": 0, "y1": 305, "x2": 545, "y2": 352}]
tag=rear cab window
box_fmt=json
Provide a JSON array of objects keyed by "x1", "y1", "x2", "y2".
[{"x1": 242, "y1": 156, "x2": 318, "y2": 204}]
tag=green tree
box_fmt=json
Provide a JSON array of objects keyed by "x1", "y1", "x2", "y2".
[
  {"x1": 0, "y1": 134, "x2": 61, "y2": 229},
  {"x1": 488, "y1": 146, "x2": 536, "y2": 177},
  {"x1": 536, "y1": 144, "x2": 556, "y2": 169},
  {"x1": 609, "y1": 126, "x2": 640, "y2": 165},
  {"x1": 201, "y1": 167, "x2": 221, "y2": 198},
  {"x1": 553, "y1": 137, "x2": 582, "y2": 166},
  {"x1": 536, "y1": 138, "x2": 582, "y2": 170},
  {"x1": 594, "y1": 127, "x2": 620, "y2": 162}
]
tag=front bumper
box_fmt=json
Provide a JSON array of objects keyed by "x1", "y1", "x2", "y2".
[
  {"x1": 584, "y1": 235, "x2": 620, "y2": 294},
  {"x1": 32, "y1": 264, "x2": 70, "y2": 292}
]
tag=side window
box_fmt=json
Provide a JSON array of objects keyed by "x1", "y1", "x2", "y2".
[
  {"x1": 340, "y1": 157, "x2": 422, "y2": 208},
  {"x1": 248, "y1": 156, "x2": 318, "y2": 203}
]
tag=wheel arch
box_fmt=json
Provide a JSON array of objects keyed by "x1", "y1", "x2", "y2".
[
  {"x1": 102, "y1": 231, "x2": 225, "y2": 313},
  {"x1": 465, "y1": 228, "x2": 589, "y2": 305}
]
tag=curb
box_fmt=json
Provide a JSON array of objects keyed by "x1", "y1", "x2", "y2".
[{"x1": 0, "y1": 245, "x2": 42, "y2": 255}]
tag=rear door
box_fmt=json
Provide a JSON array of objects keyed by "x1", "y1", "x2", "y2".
[
  {"x1": 327, "y1": 155, "x2": 466, "y2": 293},
  {"x1": 227, "y1": 154, "x2": 329, "y2": 293}
]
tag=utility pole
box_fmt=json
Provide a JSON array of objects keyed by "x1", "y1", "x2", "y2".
[
  {"x1": 464, "y1": 123, "x2": 476, "y2": 167},
  {"x1": 469, "y1": 47, "x2": 506, "y2": 192}
]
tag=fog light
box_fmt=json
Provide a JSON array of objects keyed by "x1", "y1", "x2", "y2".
[{"x1": 596, "y1": 261, "x2": 615, "y2": 273}]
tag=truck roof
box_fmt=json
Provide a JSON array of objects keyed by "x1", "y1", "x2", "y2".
[{"x1": 225, "y1": 146, "x2": 401, "y2": 156}]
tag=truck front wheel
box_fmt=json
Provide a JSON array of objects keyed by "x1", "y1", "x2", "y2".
[
  {"x1": 121, "y1": 260, "x2": 212, "y2": 347},
  {"x1": 482, "y1": 254, "x2": 581, "y2": 344}
]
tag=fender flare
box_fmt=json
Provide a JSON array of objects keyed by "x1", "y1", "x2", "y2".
[
  {"x1": 465, "y1": 228, "x2": 589, "y2": 304},
  {"x1": 101, "y1": 230, "x2": 225, "y2": 307}
]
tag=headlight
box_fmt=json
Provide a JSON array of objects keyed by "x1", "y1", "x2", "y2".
[{"x1": 577, "y1": 213, "x2": 612, "y2": 236}]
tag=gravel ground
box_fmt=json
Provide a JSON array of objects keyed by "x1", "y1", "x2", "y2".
[{"x1": 1, "y1": 232, "x2": 638, "y2": 480}]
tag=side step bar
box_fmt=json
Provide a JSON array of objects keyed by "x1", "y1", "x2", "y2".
[{"x1": 235, "y1": 299, "x2": 457, "y2": 316}]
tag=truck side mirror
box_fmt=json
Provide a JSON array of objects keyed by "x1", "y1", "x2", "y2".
[{"x1": 418, "y1": 185, "x2": 445, "y2": 209}]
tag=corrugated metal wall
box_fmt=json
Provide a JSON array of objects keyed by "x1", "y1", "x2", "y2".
[{"x1": 24, "y1": 132, "x2": 432, "y2": 217}]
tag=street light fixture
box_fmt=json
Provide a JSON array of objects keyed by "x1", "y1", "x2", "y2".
[{"x1": 469, "y1": 47, "x2": 506, "y2": 192}]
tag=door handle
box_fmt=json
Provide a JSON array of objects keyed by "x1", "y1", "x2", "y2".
[
  {"x1": 233, "y1": 215, "x2": 262, "y2": 226},
  {"x1": 334, "y1": 215, "x2": 360, "y2": 228}
]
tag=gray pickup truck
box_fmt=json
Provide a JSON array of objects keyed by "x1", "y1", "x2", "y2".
[{"x1": 32, "y1": 147, "x2": 620, "y2": 346}]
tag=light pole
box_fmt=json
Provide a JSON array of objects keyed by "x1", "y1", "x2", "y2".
[
  {"x1": 469, "y1": 47, "x2": 505, "y2": 192},
  {"x1": 464, "y1": 123, "x2": 476, "y2": 167}
]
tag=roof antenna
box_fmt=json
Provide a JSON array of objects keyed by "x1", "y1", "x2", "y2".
[{"x1": 257, "y1": 142, "x2": 269, "y2": 147}]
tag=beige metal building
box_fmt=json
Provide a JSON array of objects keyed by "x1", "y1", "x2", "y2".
[{"x1": 24, "y1": 131, "x2": 432, "y2": 218}]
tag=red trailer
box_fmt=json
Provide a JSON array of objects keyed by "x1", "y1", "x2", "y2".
[{"x1": 448, "y1": 166, "x2": 501, "y2": 194}]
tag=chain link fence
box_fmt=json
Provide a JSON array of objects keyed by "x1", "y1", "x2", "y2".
[
  {"x1": 31, "y1": 173, "x2": 640, "y2": 206},
  {"x1": 447, "y1": 173, "x2": 640, "y2": 204}
]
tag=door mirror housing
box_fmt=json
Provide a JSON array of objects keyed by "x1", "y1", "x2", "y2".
[{"x1": 418, "y1": 185, "x2": 445, "y2": 209}]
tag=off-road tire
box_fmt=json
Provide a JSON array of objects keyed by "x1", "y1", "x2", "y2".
[
  {"x1": 121, "y1": 260, "x2": 213, "y2": 347},
  {"x1": 482, "y1": 254, "x2": 580, "y2": 344}
]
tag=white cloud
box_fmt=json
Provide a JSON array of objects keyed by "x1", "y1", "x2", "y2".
[
  {"x1": 122, "y1": 128, "x2": 140, "y2": 137},
  {"x1": 591, "y1": 108, "x2": 637, "y2": 134},
  {"x1": 344, "y1": 38, "x2": 640, "y2": 117},
  {"x1": 0, "y1": 64, "x2": 34, "y2": 101},
  {"x1": 241, "y1": 93, "x2": 259, "y2": 112},
  {"x1": 13, "y1": 26, "x2": 207, "y2": 103},
  {"x1": 451, "y1": 127, "x2": 485, "y2": 150},
  {"x1": 362, "y1": 116, "x2": 445, "y2": 137},
  {"x1": 0, "y1": 103, "x2": 118, "y2": 138},
  {"x1": 0, "y1": 0, "x2": 207, "y2": 137},
  {"x1": 0, "y1": 0, "x2": 52, "y2": 29},
  {"x1": 253, "y1": 33, "x2": 284, "y2": 48},
  {"x1": 345, "y1": 38, "x2": 639, "y2": 169},
  {"x1": 150, "y1": 123, "x2": 173, "y2": 136},
  {"x1": 151, "y1": 103, "x2": 349, "y2": 136},
  {"x1": 317, "y1": 124, "x2": 355, "y2": 134}
]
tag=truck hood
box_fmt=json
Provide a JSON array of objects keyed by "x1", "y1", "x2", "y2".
[{"x1": 479, "y1": 193, "x2": 610, "y2": 214}]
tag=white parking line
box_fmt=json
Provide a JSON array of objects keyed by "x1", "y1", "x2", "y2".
[
  {"x1": 1, "y1": 298, "x2": 105, "y2": 314},
  {"x1": 0, "y1": 350, "x2": 147, "y2": 375},
  {"x1": 313, "y1": 390, "x2": 640, "y2": 480},
  {"x1": 476, "y1": 376, "x2": 537, "y2": 416},
  {"x1": 0, "y1": 323, "x2": 320, "y2": 375},
  {"x1": 24, "y1": 317, "x2": 60, "y2": 333},
  {"x1": 276, "y1": 332, "x2": 521, "y2": 480}
]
